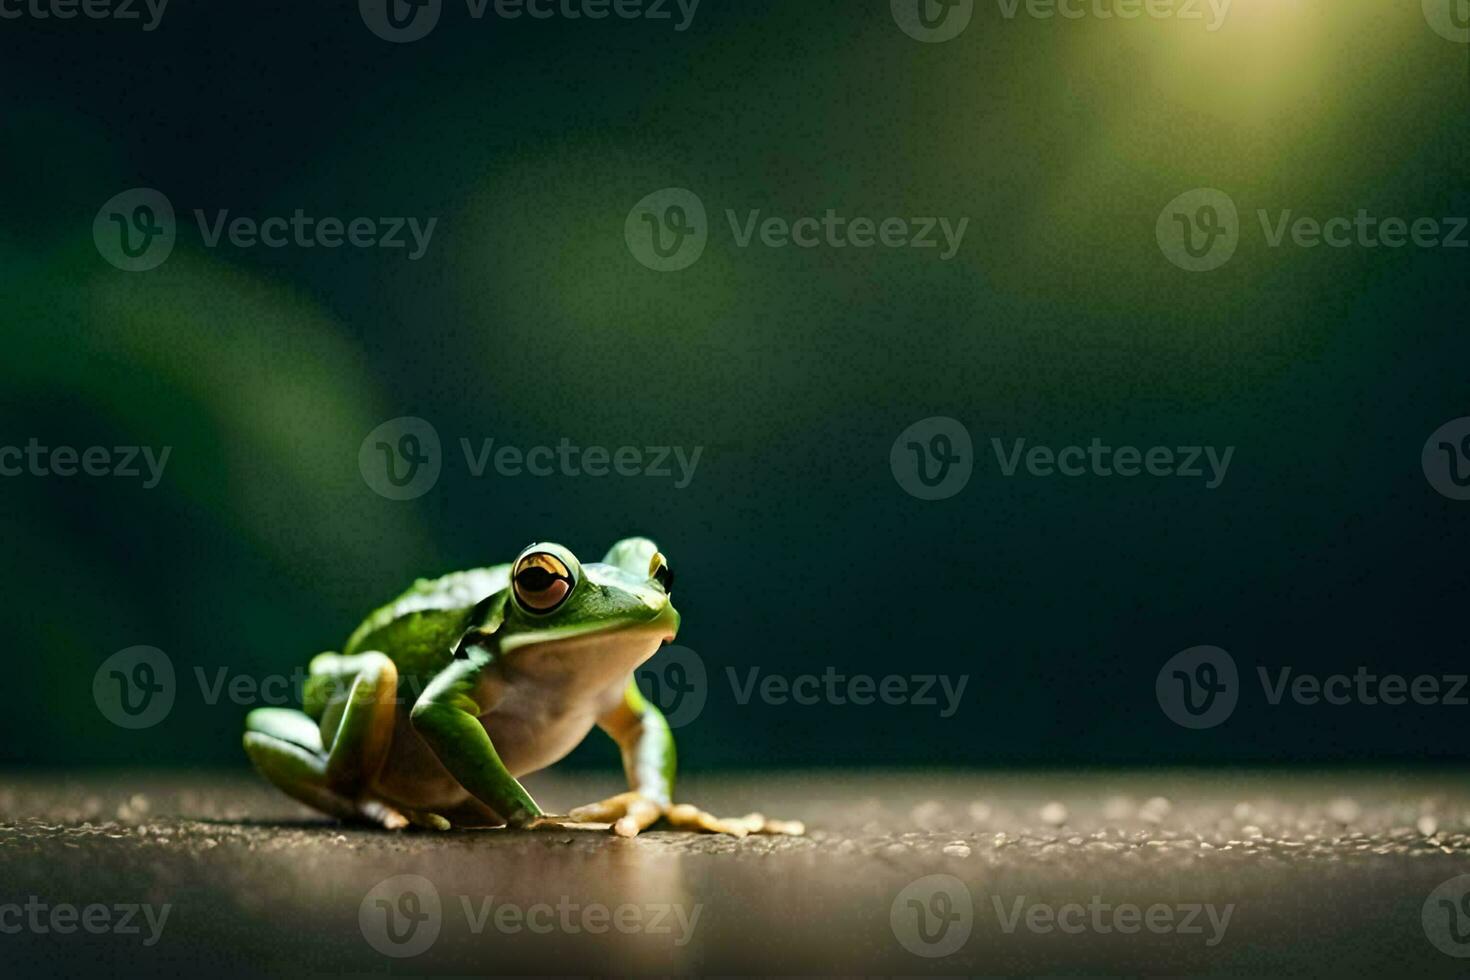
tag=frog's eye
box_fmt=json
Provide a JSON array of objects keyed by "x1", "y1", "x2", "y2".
[
  {"x1": 649, "y1": 551, "x2": 673, "y2": 593},
  {"x1": 512, "y1": 551, "x2": 575, "y2": 613}
]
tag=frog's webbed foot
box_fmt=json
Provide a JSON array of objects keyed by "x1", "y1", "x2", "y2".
[
  {"x1": 664, "y1": 804, "x2": 805, "y2": 838},
  {"x1": 569, "y1": 792, "x2": 664, "y2": 837},
  {"x1": 568, "y1": 792, "x2": 805, "y2": 838}
]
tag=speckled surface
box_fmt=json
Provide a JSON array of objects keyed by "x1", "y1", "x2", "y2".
[{"x1": 4, "y1": 769, "x2": 1470, "y2": 975}]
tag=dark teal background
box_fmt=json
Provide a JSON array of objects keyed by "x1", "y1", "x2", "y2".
[{"x1": 1, "y1": 1, "x2": 1467, "y2": 769}]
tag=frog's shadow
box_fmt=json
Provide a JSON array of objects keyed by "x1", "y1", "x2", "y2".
[{"x1": 189, "y1": 816, "x2": 615, "y2": 835}]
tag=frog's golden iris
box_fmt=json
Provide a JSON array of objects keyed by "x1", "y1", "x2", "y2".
[{"x1": 512, "y1": 551, "x2": 573, "y2": 612}]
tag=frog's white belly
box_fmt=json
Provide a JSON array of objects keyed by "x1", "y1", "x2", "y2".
[
  {"x1": 369, "y1": 627, "x2": 662, "y2": 815},
  {"x1": 481, "y1": 683, "x2": 609, "y2": 777}
]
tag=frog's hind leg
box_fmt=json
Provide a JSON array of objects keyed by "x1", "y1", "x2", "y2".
[
  {"x1": 308, "y1": 651, "x2": 400, "y2": 793},
  {"x1": 245, "y1": 650, "x2": 405, "y2": 830},
  {"x1": 243, "y1": 708, "x2": 358, "y2": 822}
]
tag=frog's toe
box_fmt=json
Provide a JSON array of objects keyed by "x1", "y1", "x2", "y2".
[
  {"x1": 745, "y1": 813, "x2": 806, "y2": 836},
  {"x1": 357, "y1": 799, "x2": 409, "y2": 830},
  {"x1": 665, "y1": 803, "x2": 749, "y2": 837},
  {"x1": 567, "y1": 792, "x2": 662, "y2": 836},
  {"x1": 406, "y1": 810, "x2": 452, "y2": 831},
  {"x1": 518, "y1": 814, "x2": 594, "y2": 831},
  {"x1": 665, "y1": 804, "x2": 805, "y2": 837}
]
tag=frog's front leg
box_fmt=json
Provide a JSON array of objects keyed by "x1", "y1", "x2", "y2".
[
  {"x1": 570, "y1": 680, "x2": 805, "y2": 838},
  {"x1": 409, "y1": 653, "x2": 550, "y2": 828}
]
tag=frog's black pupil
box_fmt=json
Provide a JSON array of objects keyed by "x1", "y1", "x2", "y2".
[
  {"x1": 654, "y1": 565, "x2": 674, "y2": 591},
  {"x1": 516, "y1": 566, "x2": 557, "y2": 591}
]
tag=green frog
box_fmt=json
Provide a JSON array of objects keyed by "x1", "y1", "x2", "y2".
[{"x1": 242, "y1": 537, "x2": 800, "y2": 837}]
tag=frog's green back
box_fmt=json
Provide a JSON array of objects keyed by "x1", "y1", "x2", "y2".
[{"x1": 343, "y1": 566, "x2": 511, "y2": 680}]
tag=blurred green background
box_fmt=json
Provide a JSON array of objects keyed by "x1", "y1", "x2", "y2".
[{"x1": 0, "y1": 1, "x2": 1466, "y2": 770}]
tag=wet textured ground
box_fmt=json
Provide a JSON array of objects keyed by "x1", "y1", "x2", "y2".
[{"x1": 5, "y1": 769, "x2": 1470, "y2": 976}]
